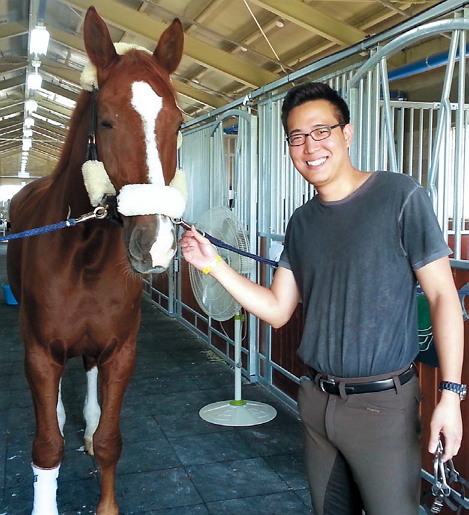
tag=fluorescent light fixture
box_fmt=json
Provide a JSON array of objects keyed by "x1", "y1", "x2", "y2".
[
  {"x1": 25, "y1": 116, "x2": 35, "y2": 128},
  {"x1": 25, "y1": 99, "x2": 38, "y2": 113},
  {"x1": 23, "y1": 129, "x2": 33, "y2": 138},
  {"x1": 22, "y1": 138, "x2": 32, "y2": 151},
  {"x1": 27, "y1": 71, "x2": 42, "y2": 90},
  {"x1": 18, "y1": 171, "x2": 30, "y2": 178},
  {"x1": 30, "y1": 24, "x2": 50, "y2": 55}
]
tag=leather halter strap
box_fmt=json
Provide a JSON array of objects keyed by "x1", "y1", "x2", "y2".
[{"x1": 86, "y1": 88, "x2": 99, "y2": 162}]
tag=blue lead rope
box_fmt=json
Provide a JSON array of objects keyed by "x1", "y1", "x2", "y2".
[
  {"x1": 200, "y1": 232, "x2": 278, "y2": 268},
  {"x1": 0, "y1": 219, "x2": 78, "y2": 242},
  {"x1": 173, "y1": 217, "x2": 278, "y2": 268},
  {"x1": 0, "y1": 206, "x2": 108, "y2": 243}
]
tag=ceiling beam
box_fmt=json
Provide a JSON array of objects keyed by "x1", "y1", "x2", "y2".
[
  {"x1": 0, "y1": 21, "x2": 29, "y2": 40},
  {"x1": 45, "y1": 29, "x2": 229, "y2": 109},
  {"x1": 0, "y1": 58, "x2": 28, "y2": 75},
  {"x1": 59, "y1": 0, "x2": 279, "y2": 87},
  {"x1": 35, "y1": 107, "x2": 70, "y2": 127},
  {"x1": 0, "y1": 73, "x2": 26, "y2": 94},
  {"x1": 41, "y1": 80, "x2": 79, "y2": 102},
  {"x1": 34, "y1": 122, "x2": 67, "y2": 141},
  {"x1": 0, "y1": 104, "x2": 24, "y2": 118},
  {"x1": 249, "y1": 0, "x2": 366, "y2": 47},
  {"x1": 36, "y1": 98, "x2": 73, "y2": 119},
  {"x1": 174, "y1": 80, "x2": 226, "y2": 109}
]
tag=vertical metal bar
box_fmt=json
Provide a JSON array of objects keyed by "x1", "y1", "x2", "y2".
[
  {"x1": 372, "y1": 62, "x2": 381, "y2": 171},
  {"x1": 365, "y1": 69, "x2": 373, "y2": 171},
  {"x1": 453, "y1": 28, "x2": 466, "y2": 259},
  {"x1": 408, "y1": 108, "x2": 415, "y2": 177},
  {"x1": 379, "y1": 57, "x2": 399, "y2": 173},
  {"x1": 397, "y1": 107, "x2": 405, "y2": 173},
  {"x1": 428, "y1": 30, "x2": 460, "y2": 204},
  {"x1": 248, "y1": 113, "x2": 259, "y2": 380},
  {"x1": 417, "y1": 109, "x2": 424, "y2": 184},
  {"x1": 348, "y1": 83, "x2": 360, "y2": 167}
]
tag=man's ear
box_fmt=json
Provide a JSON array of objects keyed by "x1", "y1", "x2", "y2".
[{"x1": 344, "y1": 123, "x2": 354, "y2": 148}]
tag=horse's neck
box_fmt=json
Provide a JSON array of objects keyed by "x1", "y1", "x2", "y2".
[{"x1": 52, "y1": 97, "x2": 94, "y2": 218}]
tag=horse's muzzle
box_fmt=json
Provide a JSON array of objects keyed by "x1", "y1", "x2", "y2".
[{"x1": 126, "y1": 215, "x2": 176, "y2": 274}]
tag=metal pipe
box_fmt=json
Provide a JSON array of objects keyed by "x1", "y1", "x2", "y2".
[{"x1": 388, "y1": 44, "x2": 469, "y2": 82}]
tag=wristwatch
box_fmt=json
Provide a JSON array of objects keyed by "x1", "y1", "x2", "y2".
[{"x1": 439, "y1": 381, "x2": 467, "y2": 401}]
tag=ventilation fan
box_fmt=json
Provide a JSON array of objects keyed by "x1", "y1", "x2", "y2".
[{"x1": 189, "y1": 207, "x2": 277, "y2": 427}]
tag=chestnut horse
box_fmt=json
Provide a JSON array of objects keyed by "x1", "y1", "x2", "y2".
[{"x1": 7, "y1": 7, "x2": 184, "y2": 515}]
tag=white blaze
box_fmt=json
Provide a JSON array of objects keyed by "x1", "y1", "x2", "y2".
[{"x1": 131, "y1": 81, "x2": 164, "y2": 185}]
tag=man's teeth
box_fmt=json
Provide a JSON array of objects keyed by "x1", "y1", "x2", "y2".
[{"x1": 307, "y1": 157, "x2": 326, "y2": 166}]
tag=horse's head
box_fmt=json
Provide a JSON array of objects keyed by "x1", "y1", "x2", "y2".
[{"x1": 81, "y1": 7, "x2": 185, "y2": 274}]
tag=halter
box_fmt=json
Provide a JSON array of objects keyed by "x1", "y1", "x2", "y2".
[{"x1": 81, "y1": 51, "x2": 187, "y2": 221}]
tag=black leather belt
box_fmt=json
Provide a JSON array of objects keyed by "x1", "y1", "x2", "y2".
[{"x1": 308, "y1": 364, "x2": 417, "y2": 395}]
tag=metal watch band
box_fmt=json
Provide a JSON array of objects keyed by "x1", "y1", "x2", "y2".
[{"x1": 438, "y1": 381, "x2": 467, "y2": 401}]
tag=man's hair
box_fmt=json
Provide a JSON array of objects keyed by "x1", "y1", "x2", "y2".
[{"x1": 281, "y1": 82, "x2": 350, "y2": 132}]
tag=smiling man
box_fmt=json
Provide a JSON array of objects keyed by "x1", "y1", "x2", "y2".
[{"x1": 180, "y1": 82, "x2": 464, "y2": 515}]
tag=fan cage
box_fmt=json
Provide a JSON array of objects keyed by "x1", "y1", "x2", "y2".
[{"x1": 188, "y1": 207, "x2": 253, "y2": 322}]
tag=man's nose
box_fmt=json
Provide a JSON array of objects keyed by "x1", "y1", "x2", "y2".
[{"x1": 304, "y1": 133, "x2": 320, "y2": 151}]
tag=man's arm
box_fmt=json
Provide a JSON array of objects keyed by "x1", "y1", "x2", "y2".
[
  {"x1": 415, "y1": 256, "x2": 464, "y2": 462},
  {"x1": 179, "y1": 227, "x2": 300, "y2": 328}
]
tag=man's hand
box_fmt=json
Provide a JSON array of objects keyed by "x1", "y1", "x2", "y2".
[
  {"x1": 428, "y1": 392, "x2": 463, "y2": 462},
  {"x1": 179, "y1": 226, "x2": 219, "y2": 271}
]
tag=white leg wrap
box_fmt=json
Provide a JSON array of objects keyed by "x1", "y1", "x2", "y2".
[
  {"x1": 56, "y1": 380, "x2": 66, "y2": 437},
  {"x1": 31, "y1": 463, "x2": 60, "y2": 515},
  {"x1": 83, "y1": 367, "x2": 101, "y2": 452}
]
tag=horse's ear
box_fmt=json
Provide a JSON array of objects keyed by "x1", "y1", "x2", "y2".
[
  {"x1": 83, "y1": 7, "x2": 118, "y2": 74},
  {"x1": 153, "y1": 18, "x2": 184, "y2": 75}
]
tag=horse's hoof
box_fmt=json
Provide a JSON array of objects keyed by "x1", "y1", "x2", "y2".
[{"x1": 84, "y1": 437, "x2": 94, "y2": 455}]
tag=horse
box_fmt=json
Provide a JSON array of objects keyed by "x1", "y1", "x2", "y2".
[{"x1": 6, "y1": 7, "x2": 184, "y2": 514}]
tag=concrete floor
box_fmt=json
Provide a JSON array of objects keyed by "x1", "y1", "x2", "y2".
[{"x1": 0, "y1": 242, "x2": 311, "y2": 514}]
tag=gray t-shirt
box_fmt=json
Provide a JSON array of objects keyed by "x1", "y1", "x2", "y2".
[{"x1": 278, "y1": 171, "x2": 451, "y2": 377}]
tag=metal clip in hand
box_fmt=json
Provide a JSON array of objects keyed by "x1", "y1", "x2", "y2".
[
  {"x1": 432, "y1": 439, "x2": 451, "y2": 497},
  {"x1": 429, "y1": 438, "x2": 452, "y2": 515}
]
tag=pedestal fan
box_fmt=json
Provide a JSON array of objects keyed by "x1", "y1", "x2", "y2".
[{"x1": 189, "y1": 207, "x2": 277, "y2": 427}]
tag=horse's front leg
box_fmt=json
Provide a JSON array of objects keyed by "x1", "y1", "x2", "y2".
[
  {"x1": 25, "y1": 344, "x2": 65, "y2": 515},
  {"x1": 94, "y1": 343, "x2": 136, "y2": 515}
]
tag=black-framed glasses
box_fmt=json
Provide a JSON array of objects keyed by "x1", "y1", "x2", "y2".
[{"x1": 286, "y1": 123, "x2": 346, "y2": 146}]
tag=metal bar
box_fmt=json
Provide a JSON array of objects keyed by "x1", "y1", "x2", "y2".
[{"x1": 379, "y1": 57, "x2": 398, "y2": 173}]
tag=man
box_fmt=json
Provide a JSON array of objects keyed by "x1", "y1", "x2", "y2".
[{"x1": 180, "y1": 82, "x2": 464, "y2": 515}]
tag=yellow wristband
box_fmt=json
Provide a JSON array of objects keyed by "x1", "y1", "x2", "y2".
[{"x1": 202, "y1": 255, "x2": 223, "y2": 274}]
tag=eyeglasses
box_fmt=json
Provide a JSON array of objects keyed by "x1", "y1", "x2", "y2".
[{"x1": 286, "y1": 123, "x2": 346, "y2": 146}]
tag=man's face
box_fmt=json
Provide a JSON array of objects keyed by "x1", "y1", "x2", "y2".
[{"x1": 286, "y1": 99, "x2": 353, "y2": 188}]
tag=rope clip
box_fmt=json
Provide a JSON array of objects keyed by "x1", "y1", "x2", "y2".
[
  {"x1": 172, "y1": 217, "x2": 193, "y2": 231},
  {"x1": 75, "y1": 205, "x2": 108, "y2": 224}
]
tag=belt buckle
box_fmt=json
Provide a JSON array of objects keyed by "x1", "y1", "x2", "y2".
[{"x1": 319, "y1": 376, "x2": 335, "y2": 393}]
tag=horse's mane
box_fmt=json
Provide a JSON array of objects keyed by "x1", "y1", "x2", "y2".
[{"x1": 51, "y1": 91, "x2": 91, "y2": 178}]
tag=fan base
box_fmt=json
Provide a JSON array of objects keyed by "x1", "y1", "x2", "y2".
[{"x1": 199, "y1": 400, "x2": 277, "y2": 427}]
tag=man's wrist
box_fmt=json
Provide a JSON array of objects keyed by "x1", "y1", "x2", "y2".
[{"x1": 202, "y1": 255, "x2": 223, "y2": 275}]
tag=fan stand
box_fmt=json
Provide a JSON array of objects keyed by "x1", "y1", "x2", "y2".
[{"x1": 199, "y1": 313, "x2": 277, "y2": 427}]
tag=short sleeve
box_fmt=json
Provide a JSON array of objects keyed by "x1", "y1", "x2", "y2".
[
  {"x1": 277, "y1": 215, "x2": 294, "y2": 270},
  {"x1": 277, "y1": 247, "x2": 291, "y2": 270},
  {"x1": 400, "y1": 185, "x2": 451, "y2": 270}
]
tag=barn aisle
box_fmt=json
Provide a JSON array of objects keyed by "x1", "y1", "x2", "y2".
[{"x1": 0, "y1": 242, "x2": 311, "y2": 514}]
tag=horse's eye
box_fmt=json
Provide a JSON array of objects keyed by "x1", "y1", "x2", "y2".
[{"x1": 101, "y1": 120, "x2": 113, "y2": 129}]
